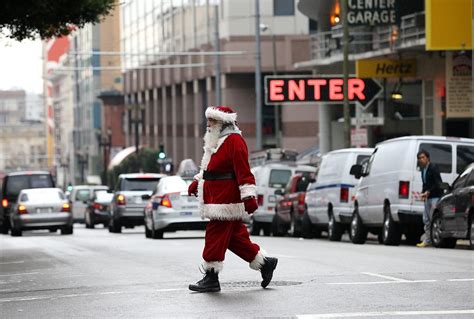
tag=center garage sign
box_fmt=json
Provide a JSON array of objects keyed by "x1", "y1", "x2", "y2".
[{"x1": 264, "y1": 75, "x2": 383, "y2": 108}]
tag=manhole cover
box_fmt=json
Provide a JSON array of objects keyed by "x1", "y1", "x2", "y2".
[{"x1": 222, "y1": 281, "x2": 302, "y2": 288}]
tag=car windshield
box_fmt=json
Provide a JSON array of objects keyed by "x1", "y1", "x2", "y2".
[
  {"x1": 269, "y1": 169, "x2": 292, "y2": 188},
  {"x1": 121, "y1": 178, "x2": 160, "y2": 191},
  {"x1": 22, "y1": 189, "x2": 64, "y2": 203},
  {"x1": 94, "y1": 191, "x2": 114, "y2": 202},
  {"x1": 6, "y1": 175, "x2": 54, "y2": 197}
]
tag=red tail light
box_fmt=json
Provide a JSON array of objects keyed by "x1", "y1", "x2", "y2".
[
  {"x1": 17, "y1": 205, "x2": 28, "y2": 214},
  {"x1": 61, "y1": 203, "x2": 70, "y2": 212},
  {"x1": 340, "y1": 187, "x2": 349, "y2": 202},
  {"x1": 160, "y1": 194, "x2": 172, "y2": 208},
  {"x1": 93, "y1": 203, "x2": 103, "y2": 210},
  {"x1": 117, "y1": 194, "x2": 126, "y2": 206},
  {"x1": 297, "y1": 193, "x2": 306, "y2": 214},
  {"x1": 399, "y1": 181, "x2": 409, "y2": 199},
  {"x1": 257, "y1": 194, "x2": 264, "y2": 206},
  {"x1": 1, "y1": 199, "x2": 8, "y2": 208}
]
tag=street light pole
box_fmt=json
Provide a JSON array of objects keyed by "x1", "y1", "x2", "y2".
[
  {"x1": 271, "y1": 32, "x2": 281, "y2": 148},
  {"x1": 254, "y1": 0, "x2": 262, "y2": 150},
  {"x1": 342, "y1": 0, "x2": 351, "y2": 148}
]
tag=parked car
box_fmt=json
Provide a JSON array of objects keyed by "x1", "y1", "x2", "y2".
[
  {"x1": 109, "y1": 173, "x2": 166, "y2": 233},
  {"x1": 251, "y1": 162, "x2": 316, "y2": 236},
  {"x1": 304, "y1": 148, "x2": 373, "y2": 240},
  {"x1": 1, "y1": 171, "x2": 55, "y2": 234},
  {"x1": 84, "y1": 190, "x2": 114, "y2": 229},
  {"x1": 350, "y1": 136, "x2": 474, "y2": 246},
  {"x1": 144, "y1": 175, "x2": 206, "y2": 239},
  {"x1": 272, "y1": 173, "x2": 315, "y2": 237},
  {"x1": 10, "y1": 188, "x2": 73, "y2": 236},
  {"x1": 430, "y1": 163, "x2": 474, "y2": 249},
  {"x1": 69, "y1": 185, "x2": 108, "y2": 223}
]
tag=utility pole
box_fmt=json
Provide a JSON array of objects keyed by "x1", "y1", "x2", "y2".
[
  {"x1": 271, "y1": 32, "x2": 281, "y2": 148},
  {"x1": 255, "y1": 0, "x2": 262, "y2": 150},
  {"x1": 342, "y1": 0, "x2": 351, "y2": 148},
  {"x1": 214, "y1": 4, "x2": 221, "y2": 105}
]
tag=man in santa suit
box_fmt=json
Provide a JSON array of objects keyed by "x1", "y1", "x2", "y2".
[{"x1": 188, "y1": 106, "x2": 278, "y2": 293}]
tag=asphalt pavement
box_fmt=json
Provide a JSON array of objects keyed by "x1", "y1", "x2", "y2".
[{"x1": 0, "y1": 225, "x2": 473, "y2": 318}]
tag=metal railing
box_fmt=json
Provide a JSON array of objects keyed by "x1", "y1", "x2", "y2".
[{"x1": 310, "y1": 12, "x2": 426, "y2": 60}]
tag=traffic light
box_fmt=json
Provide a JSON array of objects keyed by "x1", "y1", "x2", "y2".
[{"x1": 158, "y1": 144, "x2": 166, "y2": 160}]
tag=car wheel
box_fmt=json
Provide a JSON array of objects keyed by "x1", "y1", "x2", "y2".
[
  {"x1": 10, "y1": 227, "x2": 22, "y2": 237},
  {"x1": 109, "y1": 217, "x2": 122, "y2": 233},
  {"x1": 301, "y1": 210, "x2": 321, "y2": 239},
  {"x1": 61, "y1": 225, "x2": 73, "y2": 235},
  {"x1": 151, "y1": 222, "x2": 163, "y2": 239},
  {"x1": 49, "y1": 228, "x2": 57, "y2": 233},
  {"x1": 85, "y1": 212, "x2": 95, "y2": 229},
  {"x1": 431, "y1": 213, "x2": 456, "y2": 248},
  {"x1": 144, "y1": 219, "x2": 152, "y2": 239},
  {"x1": 271, "y1": 214, "x2": 285, "y2": 237},
  {"x1": 328, "y1": 212, "x2": 343, "y2": 242},
  {"x1": 250, "y1": 218, "x2": 261, "y2": 236},
  {"x1": 350, "y1": 208, "x2": 367, "y2": 244},
  {"x1": 1, "y1": 220, "x2": 10, "y2": 234},
  {"x1": 404, "y1": 231, "x2": 421, "y2": 245},
  {"x1": 469, "y1": 213, "x2": 474, "y2": 250},
  {"x1": 382, "y1": 205, "x2": 401, "y2": 246}
]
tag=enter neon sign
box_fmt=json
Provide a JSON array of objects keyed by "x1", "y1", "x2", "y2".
[{"x1": 264, "y1": 75, "x2": 383, "y2": 107}]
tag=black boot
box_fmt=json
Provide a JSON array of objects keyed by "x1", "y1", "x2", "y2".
[
  {"x1": 189, "y1": 269, "x2": 221, "y2": 293},
  {"x1": 260, "y1": 257, "x2": 278, "y2": 288}
]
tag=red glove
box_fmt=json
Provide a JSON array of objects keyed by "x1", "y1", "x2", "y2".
[
  {"x1": 188, "y1": 180, "x2": 198, "y2": 196},
  {"x1": 244, "y1": 197, "x2": 258, "y2": 214}
]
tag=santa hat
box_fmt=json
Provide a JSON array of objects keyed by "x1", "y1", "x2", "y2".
[{"x1": 205, "y1": 106, "x2": 237, "y2": 123}]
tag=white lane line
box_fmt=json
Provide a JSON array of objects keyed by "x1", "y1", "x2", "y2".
[
  {"x1": 448, "y1": 278, "x2": 474, "y2": 282},
  {"x1": 0, "y1": 272, "x2": 40, "y2": 277},
  {"x1": 361, "y1": 272, "x2": 409, "y2": 282},
  {"x1": 0, "y1": 287, "x2": 187, "y2": 303},
  {"x1": 0, "y1": 261, "x2": 25, "y2": 265},
  {"x1": 326, "y1": 280, "x2": 437, "y2": 286},
  {"x1": 297, "y1": 309, "x2": 474, "y2": 318}
]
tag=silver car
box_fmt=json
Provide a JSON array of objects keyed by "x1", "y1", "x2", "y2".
[
  {"x1": 10, "y1": 188, "x2": 73, "y2": 236},
  {"x1": 144, "y1": 175, "x2": 206, "y2": 239}
]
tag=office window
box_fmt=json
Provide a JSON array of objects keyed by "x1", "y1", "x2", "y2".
[{"x1": 274, "y1": 0, "x2": 294, "y2": 16}]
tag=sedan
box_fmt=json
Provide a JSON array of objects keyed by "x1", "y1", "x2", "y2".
[
  {"x1": 85, "y1": 190, "x2": 114, "y2": 229},
  {"x1": 10, "y1": 188, "x2": 73, "y2": 236},
  {"x1": 144, "y1": 175, "x2": 207, "y2": 239},
  {"x1": 431, "y1": 163, "x2": 474, "y2": 249}
]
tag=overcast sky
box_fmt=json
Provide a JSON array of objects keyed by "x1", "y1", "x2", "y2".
[{"x1": 0, "y1": 37, "x2": 43, "y2": 94}]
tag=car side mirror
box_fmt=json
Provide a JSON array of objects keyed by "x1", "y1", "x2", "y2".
[
  {"x1": 439, "y1": 182, "x2": 451, "y2": 194},
  {"x1": 141, "y1": 194, "x2": 151, "y2": 200},
  {"x1": 274, "y1": 189, "x2": 285, "y2": 196},
  {"x1": 350, "y1": 164, "x2": 363, "y2": 179}
]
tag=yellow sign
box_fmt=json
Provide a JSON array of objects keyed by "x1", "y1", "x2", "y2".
[
  {"x1": 426, "y1": 0, "x2": 472, "y2": 50},
  {"x1": 356, "y1": 59, "x2": 417, "y2": 78}
]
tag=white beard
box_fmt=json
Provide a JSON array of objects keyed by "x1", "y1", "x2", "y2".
[{"x1": 203, "y1": 122, "x2": 223, "y2": 150}]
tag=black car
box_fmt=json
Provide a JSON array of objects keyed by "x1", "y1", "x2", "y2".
[
  {"x1": 430, "y1": 163, "x2": 474, "y2": 249},
  {"x1": 84, "y1": 190, "x2": 114, "y2": 229},
  {"x1": 1, "y1": 171, "x2": 55, "y2": 234}
]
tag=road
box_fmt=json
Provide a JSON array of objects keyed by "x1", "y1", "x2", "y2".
[{"x1": 0, "y1": 226, "x2": 473, "y2": 318}]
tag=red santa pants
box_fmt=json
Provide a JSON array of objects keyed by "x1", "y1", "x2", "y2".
[{"x1": 203, "y1": 220, "x2": 260, "y2": 263}]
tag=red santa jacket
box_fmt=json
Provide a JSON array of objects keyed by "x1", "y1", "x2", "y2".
[{"x1": 195, "y1": 133, "x2": 256, "y2": 220}]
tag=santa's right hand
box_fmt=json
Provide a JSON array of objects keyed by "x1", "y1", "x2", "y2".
[
  {"x1": 244, "y1": 197, "x2": 258, "y2": 214},
  {"x1": 188, "y1": 180, "x2": 198, "y2": 197}
]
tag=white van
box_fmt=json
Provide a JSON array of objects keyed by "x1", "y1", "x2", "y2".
[
  {"x1": 250, "y1": 162, "x2": 316, "y2": 236},
  {"x1": 349, "y1": 136, "x2": 474, "y2": 246},
  {"x1": 304, "y1": 148, "x2": 373, "y2": 240},
  {"x1": 69, "y1": 185, "x2": 108, "y2": 222}
]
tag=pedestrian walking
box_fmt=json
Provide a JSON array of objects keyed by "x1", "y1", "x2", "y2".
[
  {"x1": 188, "y1": 106, "x2": 278, "y2": 293},
  {"x1": 416, "y1": 150, "x2": 443, "y2": 247}
]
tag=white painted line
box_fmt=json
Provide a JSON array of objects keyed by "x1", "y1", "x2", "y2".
[
  {"x1": 362, "y1": 272, "x2": 409, "y2": 282},
  {"x1": 297, "y1": 309, "x2": 474, "y2": 318},
  {"x1": 0, "y1": 261, "x2": 25, "y2": 265},
  {"x1": 448, "y1": 278, "x2": 474, "y2": 282},
  {"x1": 0, "y1": 272, "x2": 40, "y2": 277},
  {"x1": 326, "y1": 280, "x2": 436, "y2": 286}
]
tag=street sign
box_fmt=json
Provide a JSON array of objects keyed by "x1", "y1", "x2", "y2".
[
  {"x1": 356, "y1": 59, "x2": 417, "y2": 78},
  {"x1": 265, "y1": 75, "x2": 383, "y2": 108},
  {"x1": 351, "y1": 128, "x2": 368, "y2": 147},
  {"x1": 351, "y1": 116, "x2": 385, "y2": 126}
]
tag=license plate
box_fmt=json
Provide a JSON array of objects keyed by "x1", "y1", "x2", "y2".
[
  {"x1": 180, "y1": 211, "x2": 193, "y2": 216},
  {"x1": 187, "y1": 196, "x2": 198, "y2": 202},
  {"x1": 37, "y1": 208, "x2": 52, "y2": 213},
  {"x1": 135, "y1": 197, "x2": 143, "y2": 204}
]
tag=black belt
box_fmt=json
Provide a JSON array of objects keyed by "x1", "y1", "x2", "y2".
[{"x1": 203, "y1": 170, "x2": 236, "y2": 180}]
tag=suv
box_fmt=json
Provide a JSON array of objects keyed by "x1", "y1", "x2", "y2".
[
  {"x1": 1, "y1": 171, "x2": 55, "y2": 234},
  {"x1": 272, "y1": 173, "x2": 315, "y2": 237},
  {"x1": 109, "y1": 173, "x2": 166, "y2": 233}
]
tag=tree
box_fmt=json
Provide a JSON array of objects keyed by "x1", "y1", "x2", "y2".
[{"x1": 0, "y1": 0, "x2": 115, "y2": 41}]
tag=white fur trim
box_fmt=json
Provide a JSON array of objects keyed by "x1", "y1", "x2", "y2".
[
  {"x1": 206, "y1": 107, "x2": 237, "y2": 123},
  {"x1": 239, "y1": 184, "x2": 256, "y2": 200},
  {"x1": 201, "y1": 203, "x2": 247, "y2": 220},
  {"x1": 249, "y1": 251, "x2": 266, "y2": 271},
  {"x1": 193, "y1": 171, "x2": 203, "y2": 181},
  {"x1": 202, "y1": 261, "x2": 224, "y2": 273}
]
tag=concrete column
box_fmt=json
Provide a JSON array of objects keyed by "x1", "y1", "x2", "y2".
[
  {"x1": 153, "y1": 88, "x2": 159, "y2": 149},
  {"x1": 171, "y1": 85, "x2": 177, "y2": 165},
  {"x1": 193, "y1": 80, "x2": 201, "y2": 162},
  {"x1": 161, "y1": 87, "x2": 167, "y2": 152},
  {"x1": 144, "y1": 90, "x2": 150, "y2": 147},
  {"x1": 318, "y1": 103, "x2": 332, "y2": 154},
  {"x1": 182, "y1": 83, "x2": 188, "y2": 159}
]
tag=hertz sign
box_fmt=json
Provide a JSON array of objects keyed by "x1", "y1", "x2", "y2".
[{"x1": 265, "y1": 75, "x2": 383, "y2": 107}]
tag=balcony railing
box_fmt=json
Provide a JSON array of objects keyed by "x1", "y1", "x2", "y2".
[{"x1": 310, "y1": 12, "x2": 426, "y2": 61}]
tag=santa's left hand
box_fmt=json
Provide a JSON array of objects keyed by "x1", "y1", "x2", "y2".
[
  {"x1": 243, "y1": 197, "x2": 258, "y2": 214},
  {"x1": 188, "y1": 180, "x2": 198, "y2": 197}
]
